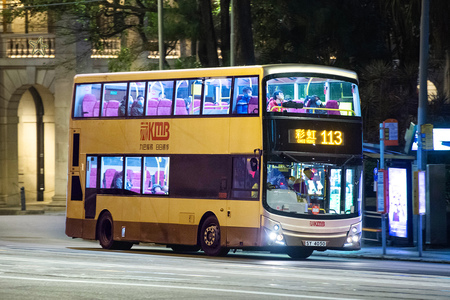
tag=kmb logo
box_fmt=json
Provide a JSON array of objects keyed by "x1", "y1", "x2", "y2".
[
  {"x1": 140, "y1": 122, "x2": 170, "y2": 141},
  {"x1": 310, "y1": 221, "x2": 325, "y2": 227}
]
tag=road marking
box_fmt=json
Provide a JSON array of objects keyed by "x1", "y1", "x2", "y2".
[{"x1": 0, "y1": 275, "x2": 361, "y2": 299}]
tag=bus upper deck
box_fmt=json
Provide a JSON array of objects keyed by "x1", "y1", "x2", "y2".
[{"x1": 72, "y1": 64, "x2": 360, "y2": 121}]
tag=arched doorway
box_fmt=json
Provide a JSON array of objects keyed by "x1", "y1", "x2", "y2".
[{"x1": 17, "y1": 86, "x2": 55, "y2": 204}]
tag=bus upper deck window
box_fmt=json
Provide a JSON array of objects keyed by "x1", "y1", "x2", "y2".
[
  {"x1": 232, "y1": 77, "x2": 259, "y2": 115},
  {"x1": 74, "y1": 83, "x2": 101, "y2": 118},
  {"x1": 148, "y1": 80, "x2": 175, "y2": 116}
]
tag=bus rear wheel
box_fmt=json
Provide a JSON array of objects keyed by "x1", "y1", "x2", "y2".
[
  {"x1": 286, "y1": 247, "x2": 314, "y2": 259},
  {"x1": 97, "y1": 211, "x2": 133, "y2": 250},
  {"x1": 200, "y1": 216, "x2": 229, "y2": 256}
]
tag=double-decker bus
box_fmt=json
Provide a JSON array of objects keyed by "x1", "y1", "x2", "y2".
[{"x1": 66, "y1": 64, "x2": 363, "y2": 259}]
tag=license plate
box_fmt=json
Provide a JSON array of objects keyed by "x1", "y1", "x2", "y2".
[{"x1": 304, "y1": 241, "x2": 327, "y2": 247}]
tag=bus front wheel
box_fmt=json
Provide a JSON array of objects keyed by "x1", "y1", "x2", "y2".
[
  {"x1": 97, "y1": 211, "x2": 133, "y2": 250},
  {"x1": 200, "y1": 216, "x2": 229, "y2": 256}
]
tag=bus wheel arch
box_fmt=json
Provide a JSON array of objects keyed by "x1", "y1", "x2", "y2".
[
  {"x1": 96, "y1": 210, "x2": 133, "y2": 250},
  {"x1": 198, "y1": 213, "x2": 229, "y2": 257}
]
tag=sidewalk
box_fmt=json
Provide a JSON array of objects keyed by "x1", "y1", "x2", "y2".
[{"x1": 314, "y1": 244, "x2": 450, "y2": 264}]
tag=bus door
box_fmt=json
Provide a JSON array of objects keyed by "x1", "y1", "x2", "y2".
[
  {"x1": 328, "y1": 167, "x2": 356, "y2": 215},
  {"x1": 85, "y1": 156, "x2": 98, "y2": 219},
  {"x1": 227, "y1": 156, "x2": 261, "y2": 248}
]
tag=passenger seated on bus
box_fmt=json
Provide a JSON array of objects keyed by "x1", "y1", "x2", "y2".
[
  {"x1": 151, "y1": 184, "x2": 166, "y2": 194},
  {"x1": 110, "y1": 171, "x2": 123, "y2": 189},
  {"x1": 267, "y1": 90, "x2": 286, "y2": 112},
  {"x1": 305, "y1": 95, "x2": 325, "y2": 114},
  {"x1": 236, "y1": 86, "x2": 252, "y2": 114},
  {"x1": 110, "y1": 171, "x2": 132, "y2": 189},
  {"x1": 130, "y1": 95, "x2": 144, "y2": 116},
  {"x1": 118, "y1": 96, "x2": 127, "y2": 116}
]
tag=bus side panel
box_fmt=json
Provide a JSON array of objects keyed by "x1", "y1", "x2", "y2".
[
  {"x1": 140, "y1": 197, "x2": 169, "y2": 243},
  {"x1": 113, "y1": 197, "x2": 142, "y2": 242},
  {"x1": 168, "y1": 199, "x2": 227, "y2": 246},
  {"x1": 226, "y1": 200, "x2": 261, "y2": 247},
  {"x1": 229, "y1": 118, "x2": 262, "y2": 153}
]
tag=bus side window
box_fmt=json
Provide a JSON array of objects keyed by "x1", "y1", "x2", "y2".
[
  {"x1": 125, "y1": 157, "x2": 142, "y2": 194},
  {"x1": 74, "y1": 84, "x2": 102, "y2": 118},
  {"x1": 202, "y1": 78, "x2": 231, "y2": 115},
  {"x1": 103, "y1": 82, "x2": 127, "y2": 117},
  {"x1": 101, "y1": 156, "x2": 124, "y2": 189},
  {"x1": 232, "y1": 77, "x2": 259, "y2": 115},
  {"x1": 86, "y1": 156, "x2": 98, "y2": 188},
  {"x1": 143, "y1": 157, "x2": 169, "y2": 195},
  {"x1": 231, "y1": 156, "x2": 260, "y2": 199}
]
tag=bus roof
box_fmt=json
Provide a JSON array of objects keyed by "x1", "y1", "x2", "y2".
[
  {"x1": 73, "y1": 64, "x2": 358, "y2": 84},
  {"x1": 262, "y1": 64, "x2": 358, "y2": 82}
]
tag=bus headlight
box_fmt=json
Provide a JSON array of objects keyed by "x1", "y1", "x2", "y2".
[
  {"x1": 269, "y1": 232, "x2": 277, "y2": 241},
  {"x1": 345, "y1": 222, "x2": 361, "y2": 247}
]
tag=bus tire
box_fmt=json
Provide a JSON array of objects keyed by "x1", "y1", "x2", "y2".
[
  {"x1": 286, "y1": 247, "x2": 313, "y2": 259},
  {"x1": 97, "y1": 211, "x2": 133, "y2": 250},
  {"x1": 200, "y1": 215, "x2": 229, "y2": 257}
]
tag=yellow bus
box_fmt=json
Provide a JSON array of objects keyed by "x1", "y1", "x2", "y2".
[{"x1": 66, "y1": 64, "x2": 363, "y2": 259}]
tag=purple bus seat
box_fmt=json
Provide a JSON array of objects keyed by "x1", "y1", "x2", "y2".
[
  {"x1": 143, "y1": 170, "x2": 152, "y2": 194},
  {"x1": 93, "y1": 101, "x2": 101, "y2": 117},
  {"x1": 126, "y1": 169, "x2": 134, "y2": 182},
  {"x1": 155, "y1": 170, "x2": 165, "y2": 186},
  {"x1": 325, "y1": 100, "x2": 340, "y2": 115},
  {"x1": 105, "y1": 100, "x2": 120, "y2": 116},
  {"x1": 157, "y1": 99, "x2": 172, "y2": 115},
  {"x1": 203, "y1": 102, "x2": 217, "y2": 114},
  {"x1": 248, "y1": 96, "x2": 259, "y2": 114},
  {"x1": 82, "y1": 94, "x2": 96, "y2": 117},
  {"x1": 89, "y1": 168, "x2": 97, "y2": 188},
  {"x1": 147, "y1": 99, "x2": 158, "y2": 116},
  {"x1": 130, "y1": 172, "x2": 141, "y2": 193},
  {"x1": 175, "y1": 98, "x2": 188, "y2": 115},
  {"x1": 286, "y1": 100, "x2": 305, "y2": 113}
]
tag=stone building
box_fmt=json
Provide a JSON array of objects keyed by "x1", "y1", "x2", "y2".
[
  {"x1": 0, "y1": 2, "x2": 189, "y2": 211},
  {"x1": 0, "y1": 5, "x2": 117, "y2": 210}
]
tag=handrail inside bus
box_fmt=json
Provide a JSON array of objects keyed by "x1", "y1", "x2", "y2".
[
  {"x1": 306, "y1": 77, "x2": 313, "y2": 95},
  {"x1": 269, "y1": 105, "x2": 355, "y2": 115}
]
